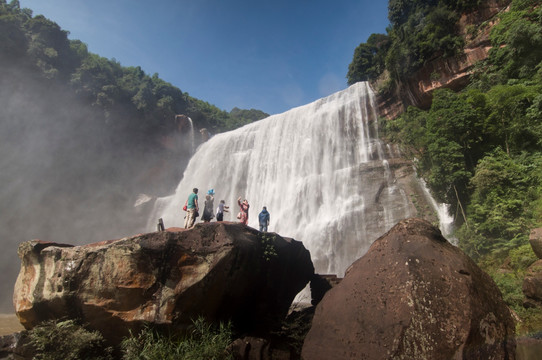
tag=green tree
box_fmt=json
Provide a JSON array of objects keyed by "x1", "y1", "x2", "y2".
[
  {"x1": 422, "y1": 89, "x2": 488, "y2": 208},
  {"x1": 0, "y1": 0, "x2": 29, "y2": 61},
  {"x1": 458, "y1": 149, "x2": 542, "y2": 258},
  {"x1": 347, "y1": 33, "x2": 390, "y2": 84},
  {"x1": 25, "y1": 15, "x2": 78, "y2": 79},
  {"x1": 486, "y1": 84, "x2": 542, "y2": 154},
  {"x1": 384, "y1": 0, "x2": 465, "y2": 81}
]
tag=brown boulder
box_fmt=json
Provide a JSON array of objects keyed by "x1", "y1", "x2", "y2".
[
  {"x1": 522, "y1": 259, "x2": 542, "y2": 308},
  {"x1": 13, "y1": 222, "x2": 314, "y2": 344},
  {"x1": 302, "y1": 218, "x2": 516, "y2": 360},
  {"x1": 529, "y1": 228, "x2": 542, "y2": 259}
]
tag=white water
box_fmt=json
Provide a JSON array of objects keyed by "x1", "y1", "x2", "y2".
[{"x1": 150, "y1": 82, "x2": 442, "y2": 276}]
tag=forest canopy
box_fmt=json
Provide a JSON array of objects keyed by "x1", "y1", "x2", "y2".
[
  {"x1": 0, "y1": 0, "x2": 268, "y2": 137},
  {"x1": 348, "y1": 0, "x2": 484, "y2": 85}
]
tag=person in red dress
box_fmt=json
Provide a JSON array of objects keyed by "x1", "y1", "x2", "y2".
[{"x1": 237, "y1": 197, "x2": 250, "y2": 225}]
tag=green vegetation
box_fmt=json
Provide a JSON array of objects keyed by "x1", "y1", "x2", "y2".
[
  {"x1": 260, "y1": 233, "x2": 278, "y2": 261},
  {"x1": 121, "y1": 318, "x2": 233, "y2": 360},
  {"x1": 28, "y1": 320, "x2": 113, "y2": 360},
  {"x1": 347, "y1": 0, "x2": 483, "y2": 86},
  {"x1": 24, "y1": 317, "x2": 234, "y2": 360},
  {"x1": 363, "y1": 0, "x2": 542, "y2": 333},
  {"x1": 0, "y1": 0, "x2": 268, "y2": 137}
]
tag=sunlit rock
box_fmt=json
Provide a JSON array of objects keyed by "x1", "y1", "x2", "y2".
[{"x1": 13, "y1": 223, "x2": 313, "y2": 344}]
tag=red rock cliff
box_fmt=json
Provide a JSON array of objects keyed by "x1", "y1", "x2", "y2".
[{"x1": 377, "y1": 0, "x2": 510, "y2": 120}]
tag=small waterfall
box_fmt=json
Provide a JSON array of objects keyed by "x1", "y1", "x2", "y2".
[
  {"x1": 174, "y1": 114, "x2": 196, "y2": 155},
  {"x1": 187, "y1": 117, "x2": 195, "y2": 154},
  {"x1": 419, "y1": 177, "x2": 455, "y2": 242},
  {"x1": 150, "y1": 82, "x2": 446, "y2": 276}
]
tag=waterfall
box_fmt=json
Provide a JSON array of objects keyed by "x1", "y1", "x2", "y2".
[
  {"x1": 186, "y1": 116, "x2": 195, "y2": 155},
  {"x1": 174, "y1": 114, "x2": 196, "y2": 155},
  {"x1": 150, "y1": 82, "x2": 444, "y2": 276}
]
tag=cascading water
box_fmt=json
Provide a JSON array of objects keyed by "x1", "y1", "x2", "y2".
[{"x1": 150, "y1": 82, "x2": 445, "y2": 277}]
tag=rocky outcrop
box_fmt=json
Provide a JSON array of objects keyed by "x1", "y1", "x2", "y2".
[
  {"x1": 524, "y1": 229, "x2": 542, "y2": 308},
  {"x1": 523, "y1": 260, "x2": 542, "y2": 309},
  {"x1": 377, "y1": 0, "x2": 509, "y2": 119},
  {"x1": 13, "y1": 223, "x2": 314, "y2": 344},
  {"x1": 302, "y1": 218, "x2": 516, "y2": 360}
]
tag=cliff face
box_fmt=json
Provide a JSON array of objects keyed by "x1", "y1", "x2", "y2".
[{"x1": 377, "y1": 0, "x2": 509, "y2": 119}]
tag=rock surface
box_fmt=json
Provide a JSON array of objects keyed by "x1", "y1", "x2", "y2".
[
  {"x1": 529, "y1": 228, "x2": 542, "y2": 259},
  {"x1": 13, "y1": 222, "x2": 314, "y2": 344},
  {"x1": 302, "y1": 218, "x2": 516, "y2": 360},
  {"x1": 523, "y1": 259, "x2": 542, "y2": 308}
]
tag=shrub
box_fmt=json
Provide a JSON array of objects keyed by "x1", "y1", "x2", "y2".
[
  {"x1": 509, "y1": 244, "x2": 538, "y2": 270},
  {"x1": 121, "y1": 317, "x2": 233, "y2": 360},
  {"x1": 28, "y1": 319, "x2": 113, "y2": 360}
]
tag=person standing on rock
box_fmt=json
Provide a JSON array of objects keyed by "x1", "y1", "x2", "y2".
[
  {"x1": 216, "y1": 200, "x2": 229, "y2": 221},
  {"x1": 237, "y1": 197, "x2": 250, "y2": 225},
  {"x1": 202, "y1": 189, "x2": 215, "y2": 222},
  {"x1": 259, "y1": 206, "x2": 270, "y2": 232},
  {"x1": 184, "y1": 188, "x2": 199, "y2": 229}
]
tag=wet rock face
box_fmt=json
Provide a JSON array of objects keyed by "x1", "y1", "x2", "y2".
[
  {"x1": 302, "y1": 218, "x2": 516, "y2": 360},
  {"x1": 13, "y1": 223, "x2": 314, "y2": 344}
]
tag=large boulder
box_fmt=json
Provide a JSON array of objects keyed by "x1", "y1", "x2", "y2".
[
  {"x1": 13, "y1": 222, "x2": 314, "y2": 344},
  {"x1": 302, "y1": 218, "x2": 516, "y2": 360}
]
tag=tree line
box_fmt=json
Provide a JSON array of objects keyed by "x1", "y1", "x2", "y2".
[{"x1": 0, "y1": 0, "x2": 268, "y2": 137}]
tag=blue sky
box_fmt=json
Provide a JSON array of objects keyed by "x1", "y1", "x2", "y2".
[{"x1": 19, "y1": 0, "x2": 390, "y2": 115}]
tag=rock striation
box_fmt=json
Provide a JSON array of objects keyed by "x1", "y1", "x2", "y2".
[
  {"x1": 302, "y1": 218, "x2": 516, "y2": 360},
  {"x1": 13, "y1": 222, "x2": 314, "y2": 344}
]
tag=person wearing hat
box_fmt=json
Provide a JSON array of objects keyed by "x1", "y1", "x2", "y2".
[{"x1": 202, "y1": 189, "x2": 215, "y2": 222}]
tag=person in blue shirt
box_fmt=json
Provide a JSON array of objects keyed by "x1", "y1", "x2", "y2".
[
  {"x1": 258, "y1": 206, "x2": 270, "y2": 232},
  {"x1": 184, "y1": 188, "x2": 199, "y2": 229}
]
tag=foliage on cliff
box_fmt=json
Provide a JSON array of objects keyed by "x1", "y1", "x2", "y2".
[
  {"x1": 373, "y1": 0, "x2": 542, "y2": 329},
  {"x1": 380, "y1": 0, "x2": 542, "y2": 257},
  {"x1": 351, "y1": 0, "x2": 542, "y2": 332},
  {"x1": 347, "y1": 0, "x2": 483, "y2": 86}
]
